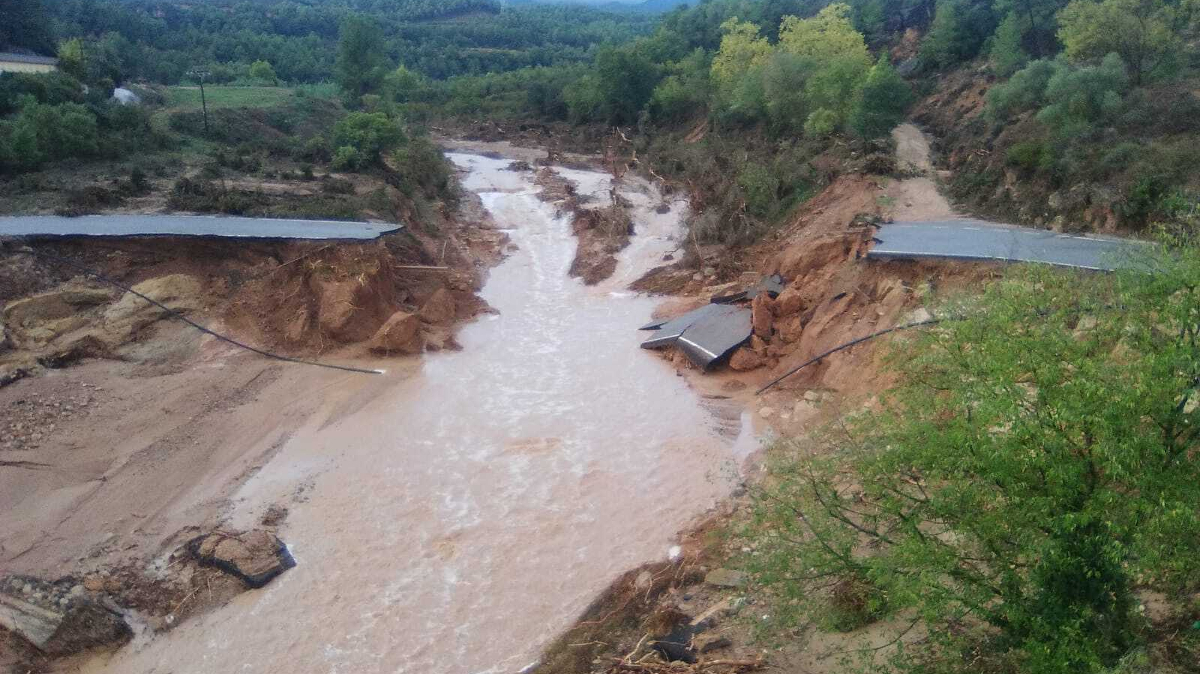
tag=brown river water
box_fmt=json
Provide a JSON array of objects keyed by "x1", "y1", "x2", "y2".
[{"x1": 77, "y1": 151, "x2": 756, "y2": 674}]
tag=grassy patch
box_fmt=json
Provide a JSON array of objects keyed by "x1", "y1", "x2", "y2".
[{"x1": 166, "y1": 86, "x2": 295, "y2": 111}]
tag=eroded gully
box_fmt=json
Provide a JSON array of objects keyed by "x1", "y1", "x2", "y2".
[{"x1": 77, "y1": 150, "x2": 757, "y2": 674}]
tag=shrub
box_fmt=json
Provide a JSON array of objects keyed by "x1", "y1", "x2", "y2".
[
  {"x1": 1036, "y1": 53, "x2": 1129, "y2": 139},
  {"x1": 737, "y1": 162, "x2": 780, "y2": 218},
  {"x1": 320, "y1": 176, "x2": 355, "y2": 195},
  {"x1": 332, "y1": 112, "x2": 404, "y2": 167},
  {"x1": 1006, "y1": 139, "x2": 1051, "y2": 173},
  {"x1": 296, "y1": 135, "x2": 332, "y2": 163},
  {"x1": 804, "y1": 108, "x2": 840, "y2": 137},
  {"x1": 986, "y1": 58, "x2": 1060, "y2": 121},
  {"x1": 332, "y1": 145, "x2": 363, "y2": 171},
  {"x1": 392, "y1": 135, "x2": 454, "y2": 201}
]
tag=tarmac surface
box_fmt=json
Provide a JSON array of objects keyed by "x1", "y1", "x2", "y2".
[
  {"x1": 869, "y1": 219, "x2": 1147, "y2": 271},
  {"x1": 0, "y1": 214, "x2": 400, "y2": 240}
]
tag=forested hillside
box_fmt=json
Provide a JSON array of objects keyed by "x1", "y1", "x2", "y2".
[{"x1": 3, "y1": 0, "x2": 1198, "y2": 234}]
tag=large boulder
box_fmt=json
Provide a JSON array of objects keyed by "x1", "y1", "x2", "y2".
[
  {"x1": 728, "y1": 347, "x2": 764, "y2": 372},
  {"x1": 368, "y1": 311, "x2": 424, "y2": 355},
  {"x1": 310, "y1": 277, "x2": 360, "y2": 338},
  {"x1": 418, "y1": 288, "x2": 457, "y2": 324},
  {"x1": 187, "y1": 530, "x2": 296, "y2": 589},
  {"x1": 0, "y1": 575, "x2": 131, "y2": 656},
  {"x1": 751, "y1": 293, "x2": 774, "y2": 339}
]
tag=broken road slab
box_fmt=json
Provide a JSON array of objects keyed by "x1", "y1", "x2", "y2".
[
  {"x1": 640, "y1": 303, "x2": 751, "y2": 369},
  {"x1": 187, "y1": 530, "x2": 296, "y2": 589},
  {"x1": 0, "y1": 214, "x2": 401, "y2": 241},
  {"x1": 0, "y1": 576, "x2": 131, "y2": 655}
]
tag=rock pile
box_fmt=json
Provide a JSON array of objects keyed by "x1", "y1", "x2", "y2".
[{"x1": 0, "y1": 575, "x2": 131, "y2": 656}]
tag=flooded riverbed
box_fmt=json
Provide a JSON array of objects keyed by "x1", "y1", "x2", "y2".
[{"x1": 79, "y1": 150, "x2": 754, "y2": 674}]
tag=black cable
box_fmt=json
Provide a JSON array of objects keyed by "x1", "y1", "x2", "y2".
[
  {"x1": 755, "y1": 319, "x2": 941, "y2": 395},
  {"x1": 14, "y1": 247, "x2": 383, "y2": 376}
]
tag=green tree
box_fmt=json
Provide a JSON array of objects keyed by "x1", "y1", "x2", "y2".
[
  {"x1": 594, "y1": 43, "x2": 658, "y2": 125},
  {"x1": 778, "y1": 4, "x2": 872, "y2": 135},
  {"x1": 919, "y1": 0, "x2": 999, "y2": 70},
  {"x1": 710, "y1": 17, "x2": 772, "y2": 117},
  {"x1": 332, "y1": 112, "x2": 404, "y2": 168},
  {"x1": 57, "y1": 38, "x2": 88, "y2": 82},
  {"x1": 990, "y1": 12, "x2": 1030, "y2": 76},
  {"x1": 762, "y1": 52, "x2": 812, "y2": 134},
  {"x1": 746, "y1": 251, "x2": 1200, "y2": 672},
  {"x1": 993, "y1": 0, "x2": 1069, "y2": 57},
  {"x1": 385, "y1": 65, "x2": 425, "y2": 104},
  {"x1": 986, "y1": 57, "x2": 1060, "y2": 120},
  {"x1": 649, "y1": 49, "x2": 710, "y2": 124},
  {"x1": 249, "y1": 60, "x2": 278, "y2": 84},
  {"x1": 336, "y1": 15, "x2": 390, "y2": 104},
  {"x1": 1058, "y1": 0, "x2": 1183, "y2": 85},
  {"x1": 1036, "y1": 52, "x2": 1129, "y2": 138},
  {"x1": 848, "y1": 57, "x2": 913, "y2": 138}
]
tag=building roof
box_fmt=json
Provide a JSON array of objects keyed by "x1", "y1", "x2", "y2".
[{"x1": 0, "y1": 52, "x2": 59, "y2": 66}]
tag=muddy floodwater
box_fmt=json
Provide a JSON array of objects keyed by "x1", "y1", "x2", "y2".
[{"x1": 79, "y1": 151, "x2": 755, "y2": 674}]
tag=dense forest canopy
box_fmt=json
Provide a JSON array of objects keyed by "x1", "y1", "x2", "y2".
[{"x1": 4, "y1": 0, "x2": 657, "y2": 83}]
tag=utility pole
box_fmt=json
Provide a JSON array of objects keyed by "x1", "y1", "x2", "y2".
[{"x1": 188, "y1": 68, "x2": 211, "y2": 136}]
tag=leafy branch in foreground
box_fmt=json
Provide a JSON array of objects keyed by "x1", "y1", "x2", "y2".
[{"x1": 745, "y1": 250, "x2": 1200, "y2": 673}]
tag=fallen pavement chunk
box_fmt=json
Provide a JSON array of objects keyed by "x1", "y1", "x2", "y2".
[
  {"x1": 0, "y1": 575, "x2": 131, "y2": 655},
  {"x1": 674, "y1": 305, "x2": 752, "y2": 370},
  {"x1": 641, "y1": 304, "x2": 751, "y2": 370},
  {"x1": 711, "y1": 274, "x2": 786, "y2": 304},
  {"x1": 187, "y1": 530, "x2": 296, "y2": 589},
  {"x1": 639, "y1": 303, "x2": 724, "y2": 346},
  {"x1": 704, "y1": 568, "x2": 748, "y2": 588}
]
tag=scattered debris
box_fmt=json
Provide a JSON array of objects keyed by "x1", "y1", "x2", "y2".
[
  {"x1": 710, "y1": 274, "x2": 785, "y2": 304},
  {"x1": 186, "y1": 530, "x2": 296, "y2": 589},
  {"x1": 0, "y1": 575, "x2": 131, "y2": 656}
]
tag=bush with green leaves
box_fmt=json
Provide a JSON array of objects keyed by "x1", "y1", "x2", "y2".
[
  {"x1": 0, "y1": 99, "x2": 100, "y2": 173},
  {"x1": 249, "y1": 60, "x2": 278, "y2": 85},
  {"x1": 986, "y1": 58, "x2": 1061, "y2": 121},
  {"x1": 1005, "y1": 138, "x2": 1051, "y2": 172},
  {"x1": 331, "y1": 112, "x2": 404, "y2": 168},
  {"x1": 745, "y1": 251, "x2": 1200, "y2": 673},
  {"x1": 1036, "y1": 52, "x2": 1128, "y2": 139}
]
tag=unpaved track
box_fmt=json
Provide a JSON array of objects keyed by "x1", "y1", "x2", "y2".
[
  {"x1": 884, "y1": 123, "x2": 959, "y2": 222},
  {"x1": 67, "y1": 149, "x2": 754, "y2": 674}
]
